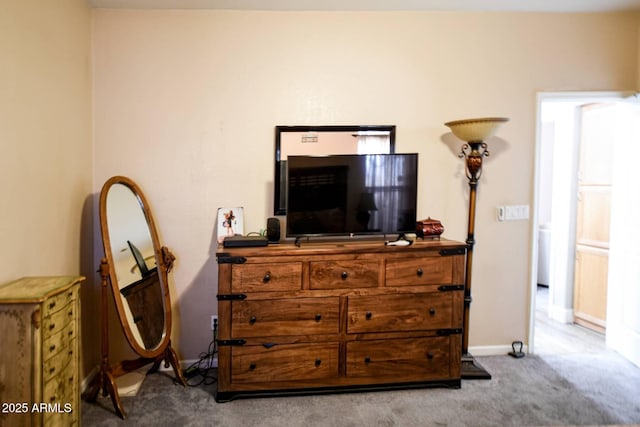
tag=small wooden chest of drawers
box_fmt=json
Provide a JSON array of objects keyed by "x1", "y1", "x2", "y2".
[
  {"x1": 216, "y1": 239, "x2": 465, "y2": 402},
  {"x1": 0, "y1": 276, "x2": 83, "y2": 427}
]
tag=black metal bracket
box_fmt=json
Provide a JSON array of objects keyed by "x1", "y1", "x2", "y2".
[
  {"x1": 438, "y1": 285, "x2": 465, "y2": 292},
  {"x1": 439, "y1": 248, "x2": 467, "y2": 256},
  {"x1": 217, "y1": 294, "x2": 247, "y2": 301},
  {"x1": 216, "y1": 254, "x2": 247, "y2": 264},
  {"x1": 216, "y1": 339, "x2": 246, "y2": 346},
  {"x1": 437, "y1": 328, "x2": 463, "y2": 336}
]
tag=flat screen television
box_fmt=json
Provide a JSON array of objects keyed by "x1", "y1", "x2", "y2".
[{"x1": 286, "y1": 153, "x2": 418, "y2": 238}]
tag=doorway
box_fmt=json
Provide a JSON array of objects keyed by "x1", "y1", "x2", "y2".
[{"x1": 529, "y1": 91, "x2": 639, "y2": 362}]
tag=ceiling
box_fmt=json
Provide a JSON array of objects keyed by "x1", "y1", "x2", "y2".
[{"x1": 87, "y1": 0, "x2": 640, "y2": 13}]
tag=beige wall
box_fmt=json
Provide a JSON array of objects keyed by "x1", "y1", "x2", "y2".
[
  {"x1": 92, "y1": 10, "x2": 639, "y2": 362},
  {"x1": 0, "y1": 0, "x2": 95, "y2": 372}
]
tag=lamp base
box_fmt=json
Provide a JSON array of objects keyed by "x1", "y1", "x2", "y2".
[{"x1": 461, "y1": 353, "x2": 492, "y2": 380}]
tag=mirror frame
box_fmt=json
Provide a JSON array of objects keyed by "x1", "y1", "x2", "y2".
[
  {"x1": 99, "y1": 175, "x2": 173, "y2": 359},
  {"x1": 274, "y1": 125, "x2": 396, "y2": 216}
]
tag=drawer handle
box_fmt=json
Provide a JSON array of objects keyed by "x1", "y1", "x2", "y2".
[
  {"x1": 341, "y1": 271, "x2": 348, "y2": 280},
  {"x1": 429, "y1": 308, "x2": 436, "y2": 316},
  {"x1": 263, "y1": 273, "x2": 271, "y2": 283},
  {"x1": 249, "y1": 316, "x2": 257, "y2": 324},
  {"x1": 49, "y1": 301, "x2": 56, "y2": 309},
  {"x1": 365, "y1": 311, "x2": 372, "y2": 320},
  {"x1": 427, "y1": 352, "x2": 435, "y2": 360},
  {"x1": 416, "y1": 268, "x2": 424, "y2": 277},
  {"x1": 249, "y1": 362, "x2": 257, "y2": 370},
  {"x1": 364, "y1": 356, "x2": 371, "y2": 364},
  {"x1": 315, "y1": 359, "x2": 322, "y2": 367},
  {"x1": 68, "y1": 309, "x2": 73, "y2": 317},
  {"x1": 49, "y1": 345, "x2": 56, "y2": 352},
  {"x1": 49, "y1": 323, "x2": 56, "y2": 330},
  {"x1": 49, "y1": 367, "x2": 56, "y2": 374},
  {"x1": 315, "y1": 314, "x2": 322, "y2": 322}
]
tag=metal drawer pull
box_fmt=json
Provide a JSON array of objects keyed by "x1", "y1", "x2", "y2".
[
  {"x1": 249, "y1": 362, "x2": 257, "y2": 370},
  {"x1": 429, "y1": 308, "x2": 436, "y2": 315},
  {"x1": 49, "y1": 323, "x2": 56, "y2": 330},
  {"x1": 49, "y1": 301, "x2": 56, "y2": 309},
  {"x1": 416, "y1": 268, "x2": 424, "y2": 277},
  {"x1": 315, "y1": 314, "x2": 322, "y2": 322},
  {"x1": 49, "y1": 345, "x2": 56, "y2": 352},
  {"x1": 68, "y1": 309, "x2": 73, "y2": 317},
  {"x1": 50, "y1": 367, "x2": 55, "y2": 374},
  {"x1": 315, "y1": 359, "x2": 322, "y2": 367},
  {"x1": 364, "y1": 356, "x2": 371, "y2": 364},
  {"x1": 366, "y1": 311, "x2": 372, "y2": 320},
  {"x1": 263, "y1": 273, "x2": 271, "y2": 283},
  {"x1": 249, "y1": 316, "x2": 257, "y2": 324},
  {"x1": 341, "y1": 271, "x2": 348, "y2": 280},
  {"x1": 427, "y1": 352, "x2": 434, "y2": 360}
]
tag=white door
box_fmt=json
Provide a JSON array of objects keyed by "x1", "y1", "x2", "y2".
[{"x1": 606, "y1": 99, "x2": 640, "y2": 367}]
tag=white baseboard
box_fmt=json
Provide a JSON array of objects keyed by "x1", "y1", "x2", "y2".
[
  {"x1": 469, "y1": 344, "x2": 529, "y2": 356},
  {"x1": 81, "y1": 366, "x2": 99, "y2": 393},
  {"x1": 160, "y1": 356, "x2": 218, "y2": 372},
  {"x1": 548, "y1": 303, "x2": 574, "y2": 324}
]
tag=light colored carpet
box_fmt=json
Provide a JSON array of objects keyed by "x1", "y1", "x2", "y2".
[{"x1": 81, "y1": 352, "x2": 640, "y2": 426}]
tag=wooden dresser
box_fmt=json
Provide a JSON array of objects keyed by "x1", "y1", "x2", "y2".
[
  {"x1": 215, "y1": 239, "x2": 466, "y2": 402},
  {"x1": 0, "y1": 276, "x2": 84, "y2": 427}
]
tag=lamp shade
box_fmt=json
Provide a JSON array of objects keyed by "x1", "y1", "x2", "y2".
[{"x1": 444, "y1": 117, "x2": 509, "y2": 142}]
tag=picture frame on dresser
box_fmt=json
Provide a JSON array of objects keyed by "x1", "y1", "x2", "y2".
[{"x1": 216, "y1": 207, "x2": 244, "y2": 243}]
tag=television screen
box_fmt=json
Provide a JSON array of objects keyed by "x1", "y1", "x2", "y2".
[{"x1": 286, "y1": 153, "x2": 418, "y2": 237}]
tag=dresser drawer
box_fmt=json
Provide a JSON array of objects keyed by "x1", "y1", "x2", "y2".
[
  {"x1": 43, "y1": 317, "x2": 77, "y2": 361},
  {"x1": 232, "y1": 262, "x2": 302, "y2": 292},
  {"x1": 386, "y1": 256, "x2": 454, "y2": 286},
  {"x1": 43, "y1": 354, "x2": 76, "y2": 404},
  {"x1": 310, "y1": 260, "x2": 379, "y2": 289},
  {"x1": 232, "y1": 297, "x2": 339, "y2": 337},
  {"x1": 43, "y1": 334, "x2": 77, "y2": 382},
  {"x1": 43, "y1": 286, "x2": 78, "y2": 316},
  {"x1": 43, "y1": 301, "x2": 76, "y2": 339},
  {"x1": 232, "y1": 342, "x2": 339, "y2": 383},
  {"x1": 346, "y1": 337, "x2": 452, "y2": 379},
  {"x1": 347, "y1": 292, "x2": 455, "y2": 333}
]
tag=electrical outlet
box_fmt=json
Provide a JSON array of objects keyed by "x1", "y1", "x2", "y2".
[{"x1": 211, "y1": 315, "x2": 218, "y2": 331}]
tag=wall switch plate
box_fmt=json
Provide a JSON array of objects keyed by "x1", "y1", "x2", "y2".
[{"x1": 497, "y1": 205, "x2": 530, "y2": 221}]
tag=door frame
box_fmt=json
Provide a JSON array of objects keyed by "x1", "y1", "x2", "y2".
[{"x1": 528, "y1": 91, "x2": 634, "y2": 354}]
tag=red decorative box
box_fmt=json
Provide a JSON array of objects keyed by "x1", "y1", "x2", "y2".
[{"x1": 416, "y1": 217, "x2": 444, "y2": 239}]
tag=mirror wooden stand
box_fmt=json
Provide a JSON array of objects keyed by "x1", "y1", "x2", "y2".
[{"x1": 83, "y1": 176, "x2": 186, "y2": 419}]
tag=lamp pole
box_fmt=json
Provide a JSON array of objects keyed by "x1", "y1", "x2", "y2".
[
  {"x1": 459, "y1": 141, "x2": 491, "y2": 379},
  {"x1": 445, "y1": 117, "x2": 508, "y2": 380}
]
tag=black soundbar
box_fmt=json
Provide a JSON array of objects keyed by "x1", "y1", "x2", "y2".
[{"x1": 223, "y1": 235, "x2": 268, "y2": 248}]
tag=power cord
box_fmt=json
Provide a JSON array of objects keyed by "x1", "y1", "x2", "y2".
[{"x1": 182, "y1": 318, "x2": 218, "y2": 387}]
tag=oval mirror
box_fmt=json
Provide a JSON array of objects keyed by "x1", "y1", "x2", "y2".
[{"x1": 99, "y1": 176, "x2": 170, "y2": 356}]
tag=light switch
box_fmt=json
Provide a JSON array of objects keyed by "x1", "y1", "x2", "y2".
[{"x1": 498, "y1": 205, "x2": 529, "y2": 221}]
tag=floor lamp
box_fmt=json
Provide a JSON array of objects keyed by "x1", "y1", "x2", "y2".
[{"x1": 444, "y1": 117, "x2": 509, "y2": 379}]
